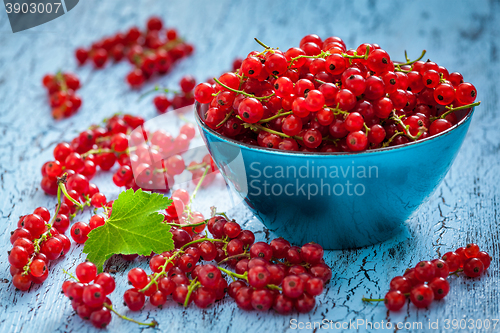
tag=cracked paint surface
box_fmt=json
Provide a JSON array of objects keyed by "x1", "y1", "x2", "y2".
[{"x1": 0, "y1": 0, "x2": 499, "y2": 332}]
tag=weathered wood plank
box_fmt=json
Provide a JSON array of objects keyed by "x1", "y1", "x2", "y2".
[{"x1": 0, "y1": 0, "x2": 499, "y2": 332}]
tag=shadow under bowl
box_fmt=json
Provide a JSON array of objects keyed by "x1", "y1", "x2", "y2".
[{"x1": 195, "y1": 102, "x2": 475, "y2": 249}]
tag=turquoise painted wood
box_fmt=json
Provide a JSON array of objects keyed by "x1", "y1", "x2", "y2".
[{"x1": 0, "y1": 1, "x2": 499, "y2": 332}]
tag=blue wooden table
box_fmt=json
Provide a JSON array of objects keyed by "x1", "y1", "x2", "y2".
[{"x1": 1, "y1": 1, "x2": 499, "y2": 332}]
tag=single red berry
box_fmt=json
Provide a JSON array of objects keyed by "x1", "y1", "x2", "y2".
[
  {"x1": 300, "y1": 243, "x2": 324, "y2": 265},
  {"x1": 442, "y1": 251, "x2": 462, "y2": 272},
  {"x1": 76, "y1": 262, "x2": 97, "y2": 283},
  {"x1": 294, "y1": 293, "x2": 316, "y2": 313},
  {"x1": 456, "y1": 82, "x2": 477, "y2": 104},
  {"x1": 127, "y1": 268, "x2": 149, "y2": 289},
  {"x1": 251, "y1": 289, "x2": 274, "y2": 311},
  {"x1": 282, "y1": 275, "x2": 304, "y2": 299},
  {"x1": 414, "y1": 260, "x2": 436, "y2": 282},
  {"x1": 410, "y1": 284, "x2": 434, "y2": 308},
  {"x1": 270, "y1": 238, "x2": 291, "y2": 259},
  {"x1": 123, "y1": 288, "x2": 145, "y2": 311},
  {"x1": 476, "y1": 251, "x2": 491, "y2": 270},
  {"x1": 82, "y1": 283, "x2": 105, "y2": 308},
  {"x1": 94, "y1": 273, "x2": 115, "y2": 295},
  {"x1": 89, "y1": 214, "x2": 106, "y2": 230},
  {"x1": 172, "y1": 284, "x2": 192, "y2": 305},
  {"x1": 70, "y1": 222, "x2": 90, "y2": 244},
  {"x1": 384, "y1": 290, "x2": 406, "y2": 311},
  {"x1": 198, "y1": 264, "x2": 222, "y2": 289},
  {"x1": 428, "y1": 277, "x2": 450, "y2": 300},
  {"x1": 463, "y1": 258, "x2": 484, "y2": 278},
  {"x1": 234, "y1": 286, "x2": 253, "y2": 310},
  {"x1": 89, "y1": 308, "x2": 112, "y2": 329},
  {"x1": 464, "y1": 243, "x2": 480, "y2": 258},
  {"x1": 193, "y1": 287, "x2": 216, "y2": 309},
  {"x1": 249, "y1": 242, "x2": 273, "y2": 261},
  {"x1": 389, "y1": 276, "x2": 411, "y2": 293},
  {"x1": 247, "y1": 265, "x2": 271, "y2": 289},
  {"x1": 431, "y1": 259, "x2": 450, "y2": 278},
  {"x1": 12, "y1": 273, "x2": 32, "y2": 291}
]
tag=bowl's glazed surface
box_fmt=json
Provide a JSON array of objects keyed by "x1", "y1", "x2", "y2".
[{"x1": 195, "y1": 102, "x2": 475, "y2": 249}]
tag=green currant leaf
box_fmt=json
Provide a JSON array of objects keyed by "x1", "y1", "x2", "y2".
[{"x1": 83, "y1": 188, "x2": 173, "y2": 271}]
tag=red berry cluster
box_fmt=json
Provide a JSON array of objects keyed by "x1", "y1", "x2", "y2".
[
  {"x1": 152, "y1": 75, "x2": 197, "y2": 113},
  {"x1": 365, "y1": 243, "x2": 491, "y2": 311},
  {"x1": 74, "y1": 16, "x2": 193, "y2": 88},
  {"x1": 40, "y1": 114, "x2": 145, "y2": 196},
  {"x1": 194, "y1": 35, "x2": 479, "y2": 152},
  {"x1": 62, "y1": 262, "x2": 116, "y2": 328},
  {"x1": 9, "y1": 206, "x2": 71, "y2": 291},
  {"x1": 41, "y1": 72, "x2": 82, "y2": 119},
  {"x1": 122, "y1": 214, "x2": 332, "y2": 314},
  {"x1": 40, "y1": 112, "x2": 207, "y2": 198}
]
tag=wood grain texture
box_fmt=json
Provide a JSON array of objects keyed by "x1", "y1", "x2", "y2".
[{"x1": 0, "y1": 0, "x2": 499, "y2": 332}]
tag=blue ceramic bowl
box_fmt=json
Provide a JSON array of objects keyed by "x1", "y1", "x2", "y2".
[{"x1": 195, "y1": 102, "x2": 475, "y2": 249}]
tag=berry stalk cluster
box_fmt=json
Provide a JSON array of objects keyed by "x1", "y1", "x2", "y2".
[
  {"x1": 121, "y1": 211, "x2": 332, "y2": 314},
  {"x1": 74, "y1": 16, "x2": 193, "y2": 88},
  {"x1": 194, "y1": 35, "x2": 480, "y2": 152},
  {"x1": 149, "y1": 75, "x2": 197, "y2": 114},
  {"x1": 363, "y1": 243, "x2": 491, "y2": 310},
  {"x1": 40, "y1": 113, "x2": 207, "y2": 198},
  {"x1": 8, "y1": 178, "x2": 87, "y2": 290},
  {"x1": 41, "y1": 72, "x2": 82, "y2": 119},
  {"x1": 62, "y1": 262, "x2": 156, "y2": 328}
]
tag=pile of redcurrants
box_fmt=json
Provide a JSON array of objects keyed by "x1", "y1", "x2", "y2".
[
  {"x1": 42, "y1": 72, "x2": 82, "y2": 119},
  {"x1": 74, "y1": 16, "x2": 193, "y2": 88},
  {"x1": 194, "y1": 35, "x2": 479, "y2": 152},
  {"x1": 365, "y1": 243, "x2": 491, "y2": 311}
]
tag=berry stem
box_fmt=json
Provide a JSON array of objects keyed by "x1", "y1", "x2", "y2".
[
  {"x1": 342, "y1": 45, "x2": 370, "y2": 60},
  {"x1": 216, "y1": 110, "x2": 234, "y2": 128},
  {"x1": 326, "y1": 105, "x2": 350, "y2": 116},
  {"x1": 166, "y1": 218, "x2": 209, "y2": 228},
  {"x1": 449, "y1": 268, "x2": 464, "y2": 276},
  {"x1": 254, "y1": 38, "x2": 271, "y2": 49},
  {"x1": 104, "y1": 304, "x2": 157, "y2": 327},
  {"x1": 139, "y1": 237, "x2": 227, "y2": 293},
  {"x1": 434, "y1": 101, "x2": 481, "y2": 120},
  {"x1": 182, "y1": 165, "x2": 209, "y2": 220},
  {"x1": 363, "y1": 123, "x2": 371, "y2": 136},
  {"x1": 55, "y1": 71, "x2": 68, "y2": 91},
  {"x1": 396, "y1": 49, "x2": 427, "y2": 67},
  {"x1": 218, "y1": 266, "x2": 247, "y2": 280},
  {"x1": 59, "y1": 178, "x2": 84, "y2": 210},
  {"x1": 181, "y1": 238, "x2": 227, "y2": 250},
  {"x1": 62, "y1": 268, "x2": 79, "y2": 281},
  {"x1": 288, "y1": 50, "x2": 330, "y2": 68},
  {"x1": 258, "y1": 110, "x2": 292, "y2": 123},
  {"x1": 390, "y1": 110, "x2": 426, "y2": 141},
  {"x1": 183, "y1": 279, "x2": 200, "y2": 307},
  {"x1": 362, "y1": 297, "x2": 384, "y2": 302},
  {"x1": 188, "y1": 165, "x2": 209, "y2": 204},
  {"x1": 244, "y1": 122, "x2": 291, "y2": 138},
  {"x1": 218, "y1": 266, "x2": 282, "y2": 291},
  {"x1": 217, "y1": 253, "x2": 250, "y2": 265},
  {"x1": 138, "y1": 85, "x2": 180, "y2": 101},
  {"x1": 213, "y1": 78, "x2": 275, "y2": 101},
  {"x1": 50, "y1": 180, "x2": 64, "y2": 224},
  {"x1": 81, "y1": 148, "x2": 118, "y2": 158},
  {"x1": 382, "y1": 131, "x2": 404, "y2": 147},
  {"x1": 185, "y1": 162, "x2": 208, "y2": 171},
  {"x1": 177, "y1": 114, "x2": 194, "y2": 124}
]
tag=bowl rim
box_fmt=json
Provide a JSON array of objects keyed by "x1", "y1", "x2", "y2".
[{"x1": 195, "y1": 101, "x2": 476, "y2": 156}]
